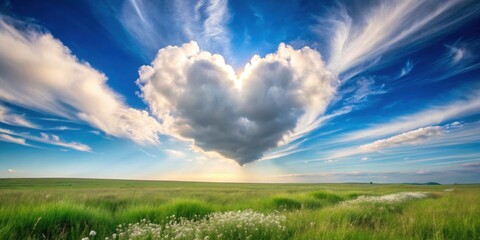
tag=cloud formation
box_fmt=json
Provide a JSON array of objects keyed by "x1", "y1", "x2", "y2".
[
  {"x1": 319, "y1": 0, "x2": 480, "y2": 75},
  {"x1": 104, "y1": 0, "x2": 231, "y2": 59},
  {"x1": 0, "y1": 133, "x2": 31, "y2": 147},
  {"x1": 138, "y1": 41, "x2": 336, "y2": 165},
  {"x1": 0, "y1": 104, "x2": 38, "y2": 128},
  {"x1": 39, "y1": 132, "x2": 91, "y2": 152},
  {"x1": 359, "y1": 126, "x2": 443, "y2": 152},
  {"x1": 0, "y1": 128, "x2": 90, "y2": 151},
  {"x1": 0, "y1": 18, "x2": 161, "y2": 144},
  {"x1": 342, "y1": 88, "x2": 480, "y2": 142}
]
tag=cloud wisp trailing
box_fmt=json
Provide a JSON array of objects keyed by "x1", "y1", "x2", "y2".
[
  {"x1": 359, "y1": 126, "x2": 444, "y2": 152},
  {"x1": 137, "y1": 41, "x2": 337, "y2": 165},
  {"x1": 0, "y1": 133, "x2": 33, "y2": 147},
  {"x1": 0, "y1": 18, "x2": 161, "y2": 145},
  {"x1": 111, "y1": 0, "x2": 231, "y2": 59},
  {"x1": 0, "y1": 104, "x2": 38, "y2": 129},
  {"x1": 341, "y1": 88, "x2": 480, "y2": 143},
  {"x1": 317, "y1": 0, "x2": 480, "y2": 76},
  {"x1": 328, "y1": 120, "x2": 477, "y2": 161},
  {"x1": 0, "y1": 128, "x2": 89, "y2": 151}
]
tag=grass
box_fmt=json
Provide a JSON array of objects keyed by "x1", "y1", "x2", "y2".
[{"x1": 0, "y1": 178, "x2": 478, "y2": 239}]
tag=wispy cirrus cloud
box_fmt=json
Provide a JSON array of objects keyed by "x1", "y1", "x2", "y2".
[
  {"x1": 0, "y1": 17, "x2": 161, "y2": 144},
  {"x1": 359, "y1": 126, "x2": 443, "y2": 152},
  {"x1": 0, "y1": 104, "x2": 38, "y2": 129},
  {"x1": 316, "y1": 0, "x2": 480, "y2": 76},
  {"x1": 39, "y1": 132, "x2": 91, "y2": 152},
  {"x1": 398, "y1": 60, "x2": 413, "y2": 78},
  {"x1": 341, "y1": 88, "x2": 480, "y2": 142},
  {"x1": 340, "y1": 77, "x2": 386, "y2": 106},
  {"x1": 0, "y1": 133, "x2": 33, "y2": 147},
  {"x1": 439, "y1": 38, "x2": 480, "y2": 73},
  {"x1": 328, "y1": 120, "x2": 479, "y2": 161},
  {"x1": 174, "y1": 0, "x2": 231, "y2": 58},
  {"x1": 99, "y1": 0, "x2": 232, "y2": 59},
  {"x1": 275, "y1": 165, "x2": 480, "y2": 183},
  {"x1": 0, "y1": 128, "x2": 90, "y2": 152}
]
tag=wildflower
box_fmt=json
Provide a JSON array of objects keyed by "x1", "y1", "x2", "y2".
[
  {"x1": 104, "y1": 209, "x2": 285, "y2": 239},
  {"x1": 341, "y1": 192, "x2": 429, "y2": 205},
  {"x1": 89, "y1": 230, "x2": 97, "y2": 236},
  {"x1": 81, "y1": 238, "x2": 89, "y2": 240}
]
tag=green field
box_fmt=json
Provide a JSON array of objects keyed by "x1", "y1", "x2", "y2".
[{"x1": 0, "y1": 179, "x2": 478, "y2": 239}]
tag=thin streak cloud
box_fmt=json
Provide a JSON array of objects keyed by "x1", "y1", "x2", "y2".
[
  {"x1": 318, "y1": 0, "x2": 480, "y2": 75},
  {"x1": 341, "y1": 89, "x2": 480, "y2": 142}
]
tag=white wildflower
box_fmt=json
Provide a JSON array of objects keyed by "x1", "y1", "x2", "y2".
[
  {"x1": 341, "y1": 192, "x2": 429, "y2": 205},
  {"x1": 106, "y1": 210, "x2": 285, "y2": 239}
]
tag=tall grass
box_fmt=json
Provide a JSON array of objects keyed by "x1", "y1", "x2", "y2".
[{"x1": 0, "y1": 179, "x2": 478, "y2": 239}]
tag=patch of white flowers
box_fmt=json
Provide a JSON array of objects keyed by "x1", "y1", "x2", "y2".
[
  {"x1": 103, "y1": 209, "x2": 286, "y2": 240},
  {"x1": 341, "y1": 192, "x2": 429, "y2": 205},
  {"x1": 81, "y1": 230, "x2": 97, "y2": 240}
]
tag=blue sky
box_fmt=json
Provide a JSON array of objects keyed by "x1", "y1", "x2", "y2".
[{"x1": 0, "y1": 0, "x2": 480, "y2": 183}]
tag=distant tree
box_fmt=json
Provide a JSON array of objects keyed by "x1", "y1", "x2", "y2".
[{"x1": 370, "y1": 181, "x2": 373, "y2": 184}]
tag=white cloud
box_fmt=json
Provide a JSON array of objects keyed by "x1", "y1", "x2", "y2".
[
  {"x1": 201, "y1": 0, "x2": 230, "y2": 51},
  {"x1": 111, "y1": 0, "x2": 231, "y2": 58},
  {"x1": 463, "y1": 162, "x2": 480, "y2": 167},
  {"x1": 7, "y1": 169, "x2": 16, "y2": 173},
  {"x1": 361, "y1": 157, "x2": 369, "y2": 161},
  {"x1": 0, "y1": 104, "x2": 38, "y2": 128},
  {"x1": 137, "y1": 41, "x2": 337, "y2": 165},
  {"x1": 0, "y1": 18, "x2": 161, "y2": 144},
  {"x1": 176, "y1": 0, "x2": 231, "y2": 55},
  {"x1": 398, "y1": 60, "x2": 413, "y2": 78},
  {"x1": 342, "y1": 89, "x2": 480, "y2": 142},
  {"x1": 164, "y1": 149, "x2": 186, "y2": 158},
  {"x1": 48, "y1": 126, "x2": 80, "y2": 131},
  {"x1": 0, "y1": 128, "x2": 90, "y2": 152},
  {"x1": 0, "y1": 133, "x2": 31, "y2": 147},
  {"x1": 444, "y1": 121, "x2": 463, "y2": 129},
  {"x1": 39, "y1": 132, "x2": 91, "y2": 152},
  {"x1": 342, "y1": 77, "x2": 386, "y2": 105},
  {"x1": 138, "y1": 147, "x2": 158, "y2": 158},
  {"x1": 89, "y1": 130, "x2": 101, "y2": 135},
  {"x1": 359, "y1": 126, "x2": 443, "y2": 152},
  {"x1": 318, "y1": 0, "x2": 479, "y2": 75},
  {"x1": 445, "y1": 43, "x2": 467, "y2": 65},
  {"x1": 260, "y1": 139, "x2": 309, "y2": 161}
]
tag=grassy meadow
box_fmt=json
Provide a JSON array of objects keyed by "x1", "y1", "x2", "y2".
[{"x1": 0, "y1": 178, "x2": 478, "y2": 239}]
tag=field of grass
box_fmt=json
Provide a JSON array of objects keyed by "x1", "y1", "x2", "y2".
[{"x1": 0, "y1": 178, "x2": 478, "y2": 239}]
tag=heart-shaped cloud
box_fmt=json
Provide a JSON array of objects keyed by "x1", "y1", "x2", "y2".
[{"x1": 137, "y1": 41, "x2": 337, "y2": 165}]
